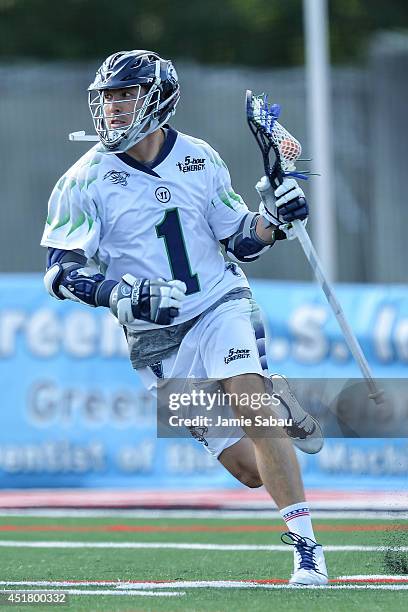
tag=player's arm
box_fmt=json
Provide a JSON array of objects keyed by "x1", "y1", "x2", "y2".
[
  {"x1": 222, "y1": 176, "x2": 309, "y2": 262},
  {"x1": 44, "y1": 247, "x2": 115, "y2": 307},
  {"x1": 206, "y1": 145, "x2": 308, "y2": 261},
  {"x1": 44, "y1": 247, "x2": 186, "y2": 326},
  {"x1": 221, "y1": 212, "x2": 282, "y2": 263}
]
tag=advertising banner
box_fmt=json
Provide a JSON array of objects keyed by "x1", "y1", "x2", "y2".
[{"x1": 0, "y1": 276, "x2": 407, "y2": 489}]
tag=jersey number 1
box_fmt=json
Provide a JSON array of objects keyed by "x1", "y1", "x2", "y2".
[{"x1": 156, "y1": 208, "x2": 200, "y2": 296}]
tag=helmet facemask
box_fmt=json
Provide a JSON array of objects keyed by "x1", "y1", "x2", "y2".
[
  {"x1": 88, "y1": 51, "x2": 180, "y2": 153},
  {"x1": 88, "y1": 84, "x2": 163, "y2": 152}
]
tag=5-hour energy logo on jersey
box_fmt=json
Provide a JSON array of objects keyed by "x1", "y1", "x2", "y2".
[
  {"x1": 224, "y1": 348, "x2": 251, "y2": 365},
  {"x1": 176, "y1": 155, "x2": 205, "y2": 173}
]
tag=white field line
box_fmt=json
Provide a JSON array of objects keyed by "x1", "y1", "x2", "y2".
[
  {"x1": 0, "y1": 509, "x2": 406, "y2": 520},
  {"x1": 338, "y1": 575, "x2": 408, "y2": 580},
  {"x1": 120, "y1": 581, "x2": 408, "y2": 591},
  {"x1": 0, "y1": 540, "x2": 407, "y2": 552},
  {"x1": 2, "y1": 578, "x2": 408, "y2": 589},
  {"x1": 1, "y1": 583, "x2": 408, "y2": 592},
  {"x1": 0, "y1": 574, "x2": 408, "y2": 589},
  {"x1": 191, "y1": 585, "x2": 408, "y2": 590},
  {"x1": 0, "y1": 588, "x2": 184, "y2": 597}
]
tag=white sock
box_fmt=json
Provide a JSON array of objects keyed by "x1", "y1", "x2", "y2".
[{"x1": 280, "y1": 502, "x2": 316, "y2": 542}]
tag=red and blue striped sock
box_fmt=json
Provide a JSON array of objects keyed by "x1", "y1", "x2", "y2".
[{"x1": 280, "y1": 502, "x2": 316, "y2": 541}]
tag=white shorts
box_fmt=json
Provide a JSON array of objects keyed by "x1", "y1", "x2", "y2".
[{"x1": 137, "y1": 297, "x2": 268, "y2": 457}]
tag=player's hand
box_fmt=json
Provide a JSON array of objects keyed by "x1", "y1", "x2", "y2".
[
  {"x1": 110, "y1": 274, "x2": 187, "y2": 326},
  {"x1": 257, "y1": 176, "x2": 308, "y2": 240},
  {"x1": 274, "y1": 178, "x2": 308, "y2": 223}
]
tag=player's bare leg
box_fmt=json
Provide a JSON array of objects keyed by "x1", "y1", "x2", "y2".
[
  {"x1": 218, "y1": 437, "x2": 262, "y2": 488},
  {"x1": 222, "y1": 373, "x2": 305, "y2": 508},
  {"x1": 221, "y1": 373, "x2": 328, "y2": 585}
]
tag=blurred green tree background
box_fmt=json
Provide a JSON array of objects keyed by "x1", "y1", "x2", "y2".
[{"x1": 0, "y1": 0, "x2": 407, "y2": 65}]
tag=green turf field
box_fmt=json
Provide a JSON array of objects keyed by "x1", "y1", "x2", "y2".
[{"x1": 0, "y1": 513, "x2": 407, "y2": 611}]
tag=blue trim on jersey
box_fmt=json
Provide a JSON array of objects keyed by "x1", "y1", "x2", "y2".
[
  {"x1": 116, "y1": 153, "x2": 162, "y2": 177},
  {"x1": 151, "y1": 126, "x2": 178, "y2": 167},
  {"x1": 115, "y1": 126, "x2": 178, "y2": 177}
]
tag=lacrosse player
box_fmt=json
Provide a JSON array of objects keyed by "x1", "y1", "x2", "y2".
[{"x1": 41, "y1": 50, "x2": 327, "y2": 585}]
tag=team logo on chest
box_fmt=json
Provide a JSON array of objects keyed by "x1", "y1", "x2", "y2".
[
  {"x1": 155, "y1": 186, "x2": 171, "y2": 203},
  {"x1": 176, "y1": 155, "x2": 206, "y2": 173},
  {"x1": 103, "y1": 170, "x2": 130, "y2": 186}
]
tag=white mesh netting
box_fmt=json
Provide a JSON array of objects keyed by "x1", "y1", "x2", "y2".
[
  {"x1": 251, "y1": 94, "x2": 302, "y2": 172},
  {"x1": 271, "y1": 121, "x2": 302, "y2": 172}
]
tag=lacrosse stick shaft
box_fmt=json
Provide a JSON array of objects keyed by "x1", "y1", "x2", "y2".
[
  {"x1": 247, "y1": 89, "x2": 381, "y2": 400},
  {"x1": 292, "y1": 219, "x2": 381, "y2": 398}
]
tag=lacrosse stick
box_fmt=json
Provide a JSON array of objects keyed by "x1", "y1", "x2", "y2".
[{"x1": 246, "y1": 90, "x2": 383, "y2": 404}]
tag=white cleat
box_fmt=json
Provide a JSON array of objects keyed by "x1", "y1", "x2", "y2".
[
  {"x1": 281, "y1": 531, "x2": 329, "y2": 586},
  {"x1": 269, "y1": 374, "x2": 324, "y2": 454}
]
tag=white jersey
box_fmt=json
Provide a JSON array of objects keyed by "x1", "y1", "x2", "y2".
[{"x1": 41, "y1": 127, "x2": 251, "y2": 330}]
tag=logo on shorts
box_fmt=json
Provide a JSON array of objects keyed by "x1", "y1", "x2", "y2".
[
  {"x1": 103, "y1": 170, "x2": 130, "y2": 186},
  {"x1": 188, "y1": 426, "x2": 209, "y2": 447},
  {"x1": 149, "y1": 361, "x2": 164, "y2": 379},
  {"x1": 225, "y1": 262, "x2": 241, "y2": 277},
  {"x1": 155, "y1": 186, "x2": 171, "y2": 203},
  {"x1": 176, "y1": 155, "x2": 205, "y2": 173},
  {"x1": 224, "y1": 348, "x2": 251, "y2": 365}
]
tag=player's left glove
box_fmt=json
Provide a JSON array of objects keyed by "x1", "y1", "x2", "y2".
[
  {"x1": 257, "y1": 176, "x2": 308, "y2": 240},
  {"x1": 109, "y1": 274, "x2": 187, "y2": 326}
]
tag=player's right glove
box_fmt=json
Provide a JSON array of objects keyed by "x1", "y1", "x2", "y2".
[{"x1": 109, "y1": 274, "x2": 187, "y2": 326}]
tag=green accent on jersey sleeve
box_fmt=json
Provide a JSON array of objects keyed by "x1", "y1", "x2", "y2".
[
  {"x1": 42, "y1": 150, "x2": 102, "y2": 257},
  {"x1": 89, "y1": 155, "x2": 102, "y2": 167},
  {"x1": 208, "y1": 149, "x2": 225, "y2": 168},
  {"x1": 67, "y1": 212, "x2": 86, "y2": 236},
  {"x1": 218, "y1": 189, "x2": 235, "y2": 210},
  {"x1": 206, "y1": 143, "x2": 249, "y2": 240},
  {"x1": 51, "y1": 211, "x2": 70, "y2": 230},
  {"x1": 215, "y1": 187, "x2": 245, "y2": 211},
  {"x1": 57, "y1": 176, "x2": 67, "y2": 191},
  {"x1": 86, "y1": 176, "x2": 97, "y2": 188},
  {"x1": 227, "y1": 189, "x2": 245, "y2": 205}
]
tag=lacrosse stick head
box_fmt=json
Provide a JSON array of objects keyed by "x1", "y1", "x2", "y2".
[{"x1": 246, "y1": 90, "x2": 302, "y2": 180}]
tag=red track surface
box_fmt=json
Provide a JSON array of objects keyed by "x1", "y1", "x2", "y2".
[{"x1": 0, "y1": 488, "x2": 407, "y2": 510}]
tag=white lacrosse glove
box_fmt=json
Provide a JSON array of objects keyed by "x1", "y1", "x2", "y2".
[
  {"x1": 256, "y1": 176, "x2": 308, "y2": 240},
  {"x1": 110, "y1": 274, "x2": 187, "y2": 326}
]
